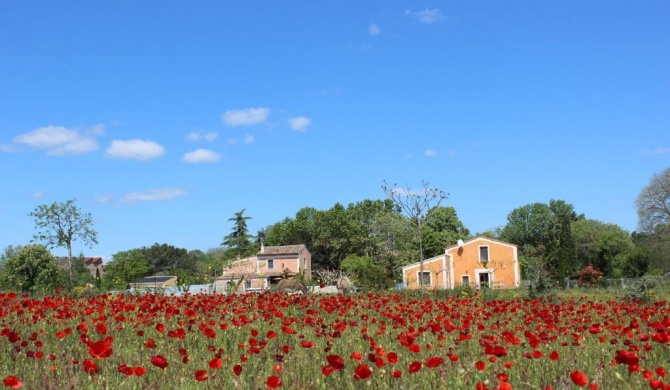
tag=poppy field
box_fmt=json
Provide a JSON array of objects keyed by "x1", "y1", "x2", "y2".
[{"x1": 1, "y1": 290, "x2": 669, "y2": 390}]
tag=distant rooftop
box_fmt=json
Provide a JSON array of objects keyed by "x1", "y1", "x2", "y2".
[
  {"x1": 135, "y1": 276, "x2": 176, "y2": 284},
  {"x1": 259, "y1": 244, "x2": 307, "y2": 255}
]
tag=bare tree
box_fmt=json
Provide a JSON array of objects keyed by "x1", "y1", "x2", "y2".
[
  {"x1": 636, "y1": 167, "x2": 670, "y2": 233},
  {"x1": 30, "y1": 199, "x2": 98, "y2": 289},
  {"x1": 382, "y1": 180, "x2": 448, "y2": 293}
]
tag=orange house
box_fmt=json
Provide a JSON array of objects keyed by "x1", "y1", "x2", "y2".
[
  {"x1": 214, "y1": 244, "x2": 311, "y2": 293},
  {"x1": 402, "y1": 237, "x2": 520, "y2": 290}
]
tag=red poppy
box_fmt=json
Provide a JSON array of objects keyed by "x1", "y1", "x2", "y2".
[
  {"x1": 387, "y1": 352, "x2": 398, "y2": 365},
  {"x1": 117, "y1": 364, "x2": 134, "y2": 376},
  {"x1": 301, "y1": 341, "x2": 315, "y2": 348},
  {"x1": 155, "y1": 323, "x2": 165, "y2": 332},
  {"x1": 570, "y1": 371, "x2": 588, "y2": 387},
  {"x1": 476, "y1": 381, "x2": 489, "y2": 390},
  {"x1": 95, "y1": 323, "x2": 107, "y2": 335},
  {"x1": 408, "y1": 343, "x2": 421, "y2": 353},
  {"x1": 354, "y1": 364, "x2": 372, "y2": 380},
  {"x1": 151, "y1": 355, "x2": 168, "y2": 369},
  {"x1": 549, "y1": 351, "x2": 559, "y2": 361},
  {"x1": 475, "y1": 360, "x2": 486, "y2": 371},
  {"x1": 194, "y1": 370, "x2": 208, "y2": 382},
  {"x1": 391, "y1": 370, "x2": 402, "y2": 379},
  {"x1": 266, "y1": 331, "x2": 277, "y2": 339},
  {"x1": 134, "y1": 366, "x2": 147, "y2": 376},
  {"x1": 498, "y1": 382, "x2": 512, "y2": 390},
  {"x1": 82, "y1": 359, "x2": 100, "y2": 374},
  {"x1": 88, "y1": 338, "x2": 113, "y2": 359},
  {"x1": 326, "y1": 355, "x2": 345, "y2": 371},
  {"x1": 614, "y1": 350, "x2": 639, "y2": 366},
  {"x1": 426, "y1": 357, "x2": 444, "y2": 368},
  {"x1": 656, "y1": 367, "x2": 667, "y2": 378},
  {"x1": 350, "y1": 352, "x2": 363, "y2": 361},
  {"x1": 266, "y1": 375, "x2": 282, "y2": 389},
  {"x1": 209, "y1": 357, "x2": 223, "y2": 369},
  {"x1": 3, "y1": 376, "x2": 23, "y2": 389},
  {"x1": 233, "y1": 364, "x2": 242, "y2": 376},
  {"x1": 321, "y1": 366, "x2": 333, "y2": 376},
  {"x1": 408, "y1": 361, "x2": 422, "y2": 373}
]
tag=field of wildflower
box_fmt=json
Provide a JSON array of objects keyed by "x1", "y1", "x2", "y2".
[{"x1": 1, "y1": 290, "x2": 669, "y2": 390}]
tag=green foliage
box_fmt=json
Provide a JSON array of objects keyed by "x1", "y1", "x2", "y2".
[
  {"x1": 340, "y1": 255, "x2": 393, "y2": 291},
  {"x1": 29, "y1": 199, "x2": 98, "y2": 289},
  {"x1": 0, "y1": 244, "x2": 63, "y2": 293},
  {"x1": 95, "y1": 267, "x2": 102, "y2": 289},
  {"x1": 139, "y1": 243, "x2": 190, "y2": 275},
  {"x1": 222, "y1": 209, "x2": 255, "y2": 258},
  {"x1": 571, "y1": 219, "x2": 634, "y2": 277},
  {"x1": 422, "y1": 206, "x2": 469, "y2": 258},
  {"x1": 621, "y1": 275, "x2": 669, "y2": 302},
  {"x1": 103, "y1": 249, "x2": 150, "y2": 290}
]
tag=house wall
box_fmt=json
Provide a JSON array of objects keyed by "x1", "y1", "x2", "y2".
[
  {"x1": 257, "y1": 250, "x2": 312, "y2": 280},
  {"x1": 222, "y1": 257, "x2": 256, "y2": 277},
  {"x1": 402, "y1": 255, "x2": 448, "y2": 290},
  {"x1": 447, "y1": 238, "x2": 519, "y2": 289}
]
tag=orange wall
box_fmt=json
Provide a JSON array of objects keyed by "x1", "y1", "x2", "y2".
[
  {"x1": 448, "y1": 239, "x2": 518, "y2": 289},
  {"x1": 403, "y1": 256, "x2": 448, "y2": 290}
]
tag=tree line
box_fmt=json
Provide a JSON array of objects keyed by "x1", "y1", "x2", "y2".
[{"x1": 1, "y1": 167, "x2": 669, "y2": 293}]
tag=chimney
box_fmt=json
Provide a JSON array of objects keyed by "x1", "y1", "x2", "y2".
[{"x1": 260, "y1": 238, "x2": 265, "y2": 254}]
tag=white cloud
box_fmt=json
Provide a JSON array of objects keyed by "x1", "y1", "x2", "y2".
[
  {"x1": 244, "y1": 134, "x2": 255, "y2": 144},
  {"x1": 646, "y1": 147, "x2": 670, "y2": 155},
  {"x1": 182, "y1": 149, "x2": 221, "y2": 163},
  {"x1": 424, "y1": 150, "x2": 437, "y2": 157},
  {"x1": 289, "y1": 116, "x2": 312, "y2": 132},
  {"x1": 13, "y1": 125, "x2": 101, "y2": 155},
  {"x1": 222, "y1": 108, "x2": 270, "y2": 126},
  {"x1": 105, "y1": 139, "x2": 165, "y2": 161},
  {"x1": 0, "y1": 144, "x2": 16, "y2": 152},
  {"x1": 369, "y1": 23, "x2": 381, "y2": 36},
  {"x1": 121, "y1": 188, "x2": 187, "y2": 203},
  {"x1": 31, "y1": 191, "x2": 44, "y2": 199},
  {"x1": 95, "y1": 194, "x2": 114, "y2": 203},
  {"x1": 406, "y1": 9, "x2": 445, "y2": 24},
  {"x1": 187, "y1": 131, "x2": 218, "y2": 142}
]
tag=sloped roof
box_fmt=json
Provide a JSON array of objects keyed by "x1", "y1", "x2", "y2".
[
  {"x1": 258, "y1": 244, "x2": 307, "y2": 255},
  {"x1": 444, "y1": 236, "x2": 518, "y2": 252}
]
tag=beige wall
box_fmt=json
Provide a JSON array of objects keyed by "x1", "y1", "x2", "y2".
[
  {"x1": 403, "y1": 255, "x2": 448, "y2": 290},
  {"x1": 447, "y1": 238, "x2": 519, "y2": 289}
]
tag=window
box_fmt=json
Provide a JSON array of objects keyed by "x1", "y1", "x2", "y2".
[
  {"x1": 479, "y1": 246, "x2": 489, "y2": 263},
  {"x1": 244, "y1": 280, "x2": 252, "y2": 290},
  {"x1": 418, "y1": 271, "x2": 431, "y2": 286},
  {"x1": 267, "y1": 259, "x2": 274, "y2": 269},
  {"x1": 462, "y1": 275, "x2": 470, "y2": 286}
]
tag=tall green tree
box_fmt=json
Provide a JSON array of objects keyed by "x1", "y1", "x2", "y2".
[
  {"x1": 222, "y1": 209, "x2": 255, "y2": 258},
  {"x1": 546, "y1": 200, "x2": 580, "y2": 287},
  {"x1": 422, "y1": 206, "x2": 470, "y2": 258},
  {"x1": 103, "y1": 249, "x2": 150, "y2": 290},
  {"x1": 499, "y1": 203, "x2": 553, "y2": 248},
  {"x1": 140, "y1": 243, "x2": 191, "y2": 275},
  {"x1": 571, "y1": 219, "x2": 634, "y2": 277},
  {"x1": 0, "y1": 244, "x2": 63, "y2": 293},
  {"x1": 29, "y1": 199, "x2": 98, "y2": 289}
]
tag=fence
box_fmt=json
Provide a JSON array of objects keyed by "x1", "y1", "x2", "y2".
[{"x1": 564, "y1": 278, "x2": 639, "y2": 290}]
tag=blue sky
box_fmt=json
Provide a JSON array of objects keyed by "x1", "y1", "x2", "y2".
[{"x1": 1, "y1": 1, "x2": 668, "y2": 261}]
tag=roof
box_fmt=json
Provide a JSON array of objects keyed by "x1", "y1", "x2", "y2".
[
  {"x1": 445, "y1": 236, "x2": 518, "y2": 252},
  {"x1": 258, "y1": 244, "x2": 307, "y2": 255},
  {"x1": 134, "y1": 276, "x2": 177, "y2": 284}
]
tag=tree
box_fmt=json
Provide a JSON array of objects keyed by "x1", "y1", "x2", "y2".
[
  {"x1": 422, "y1": 206, "x2": 470, "y2": 258},
  {"x1": 499, "y1": 203, "x2": 553, "y2": 248},
  {"x1": 222, "y1": 209, "x2": 255, "y2": 258},
  {"x1": 103, "y1": 249, "x2": 150, "y2": 290},
  {"x1": 636, "y1": 167, "x2": 670, "y2": 233},
  {"x1": 0, "y1": 244, "x2": 63, "y2": 293},
  {"x1": 140, "y1": 243, "x2": 191, "y2": 275},
  {"x1": 29, "y1": 199, "x2": 98, "y2": 289},
  {"x1": 571, "y1": 219, "x2": 634, "y2": 277},
  {"x1": 546, "y1": 200, "x2": 579, "y2": 287},
  {"x1": 636, "y1": 167, "x2": 670, "y2": 273},
  {"x1": 382, "y1": 180, "x2": 448, "y2": 293}
]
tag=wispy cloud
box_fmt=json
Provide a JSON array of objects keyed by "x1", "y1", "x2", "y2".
[
  {"x1": 244, "y1": 134, "x2": 255, "y2": 144},
  {"x1": 406, "y1": 9, "x2": 445, "y2": 24},
  {"x1": 95, "y1": 194, "x2": 114, "y2": 203},
  {"x1": 0, "y1": 144, "x2": 17, "y2": 152},
  {"x1": 369, "y1": 23, "x2": 381, "y2": 36},
  {"x1": 424, "y1": 150, "x2": 437, "y2": 157},
  {"x1": 182, "y1": 149, "x2": 221, "y2": 163},
  {"x1": 642, "y1": 147, "x2": 670, "y2": 155},
  {"x1": 187, "y1": 131, "x2": 218, "y2": 142},
  {"x1": 289, "y1": 116, "x2": 312, "y2": 132},
  {"x1": 121, "y1": 188, "x2": 187, "y2": 203},
  {"x1": 31, "y1": 191, "x2": 45, "y2": 199},
  {"x1": 222, "y1": 108, "x2": 270, "y2": 126},
  {"x1": 13, "y1": 125, "x2": 103, "y2": 156},
  {"x1": 105, "y1": 139, "x2": 165, "y2": 161}
]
